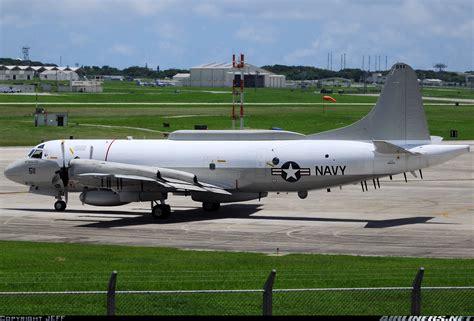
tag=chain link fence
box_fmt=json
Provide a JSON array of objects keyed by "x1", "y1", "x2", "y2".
[{"x1": 0, "y1": 269, "x2": 473, "y2": 315}]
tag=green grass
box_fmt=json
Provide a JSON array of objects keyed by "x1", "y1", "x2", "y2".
[
  {"x1": 0, "y1": 241, "x2": 472, "y2": 315},
  {"x1": 1, "y1": 83, "x2": 473, "y2": 146},
  {"x1": 422, "y1": 87, "x2": 474, "y2": 99},
  {"x1": 0, "y1": 103, "x2": 472, "y2": 146}
]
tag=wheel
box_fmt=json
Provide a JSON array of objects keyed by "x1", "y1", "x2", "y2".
[
  {"x1": 151, "y1": 204, "x2": 171, "y2": 219},
  {"x1": 54, "y1": 200, "x2": 67, "y2": 212},
  {"x1": 202, "y1": 202, "x2": 220, "y2": 212}
]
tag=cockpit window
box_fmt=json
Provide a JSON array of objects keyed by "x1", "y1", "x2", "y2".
[
  {"x1": 28, "y1": 149, "x2": 35, "y2": 157},
  {"x1": 30, "y1": 150, "x2": 43, "y2": 159},
  {"x1": 36, "y1": 144, "x2": 45, "y2": 149}
]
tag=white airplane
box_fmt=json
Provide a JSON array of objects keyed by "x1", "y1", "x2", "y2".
[{"x1": 4, "y1": 63, "x2": 469, "y2": 219}]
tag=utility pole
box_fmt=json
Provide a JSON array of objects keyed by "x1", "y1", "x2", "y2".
[{"x1": 330, "y1": 51, "x2": 333, "y2": 71}]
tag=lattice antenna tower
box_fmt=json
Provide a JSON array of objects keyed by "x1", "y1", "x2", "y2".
[{"x1": 22, "y1": 46, "x2": 30, "y2": 61}]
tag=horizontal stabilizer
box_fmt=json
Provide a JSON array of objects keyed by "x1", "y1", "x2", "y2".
[
  {"x1": 373, "y1": 140, "x2": 419, "y2": 155},
  {"x1": 430, "y1": 136, "x2": 444, "y2": 143}
]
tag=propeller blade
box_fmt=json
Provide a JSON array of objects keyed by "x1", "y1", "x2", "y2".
[
  {"x1": 61, "y1": 141, "x2": 66, "y2": 168},
  {"x1": 59, "y1": 141, "x2": 70, "y2": 201}
]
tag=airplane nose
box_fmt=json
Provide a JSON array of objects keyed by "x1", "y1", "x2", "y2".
[
  {"x1": 4, "y1": 162, "x2": 15, "y2": 179},
  {"x1": 4, "y1": 159, "x2": 25, "y2": 183}
]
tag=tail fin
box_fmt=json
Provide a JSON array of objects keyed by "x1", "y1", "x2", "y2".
[{"x1": 308, "y1": 63, "x2": 430, "y2": 143}]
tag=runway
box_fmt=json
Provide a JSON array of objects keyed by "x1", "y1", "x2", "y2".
[{"x1": 0, "y1": 143, "x2": 472, "y2": 258}]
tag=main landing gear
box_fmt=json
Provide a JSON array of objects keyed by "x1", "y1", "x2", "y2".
[
  {"x1": 151, "y1": 201, "x2": 171, "y2": 219},
  {"x1": 54, "y1": 200, "x2": 67, "y2": 212}
]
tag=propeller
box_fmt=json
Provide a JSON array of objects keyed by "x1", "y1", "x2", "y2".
[{"x1": 56, "y1": 141, "x2": 70, "y2": 203}]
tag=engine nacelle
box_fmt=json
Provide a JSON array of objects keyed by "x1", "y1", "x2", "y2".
[{"x1": 79, "y1": 189, "x2": 129, "y2": 206}]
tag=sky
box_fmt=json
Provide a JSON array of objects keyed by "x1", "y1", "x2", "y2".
[{"x1": 0, "y1": 0, "x2": 473, "y2": 72}]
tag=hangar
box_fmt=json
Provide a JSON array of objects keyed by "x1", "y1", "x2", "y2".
[
  {"x1": 0, "y1": 65, "x2": 35, "y2": 80},
  {"x1": 40, "y1": 70, "x2": 79, "y2": 81},
  {"x1": 0, "y1": 65, "x2": 81, "y2": 81},
  {"x1": 177, "y1": 62, "x2": 285, "y2": 88}
]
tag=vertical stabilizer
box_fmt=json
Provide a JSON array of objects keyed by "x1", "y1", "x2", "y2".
[{"x1": 309, "y1": 63, "x2": 430, "y2": 143}]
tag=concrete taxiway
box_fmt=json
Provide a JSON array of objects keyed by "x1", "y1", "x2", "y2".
[{"x1": 0, "y1": 143, "x2": 472, "y2": 258}]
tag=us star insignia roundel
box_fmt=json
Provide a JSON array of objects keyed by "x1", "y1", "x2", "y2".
[{"x1": 271, "y1": 161, "x2": 311, "y2": 182}]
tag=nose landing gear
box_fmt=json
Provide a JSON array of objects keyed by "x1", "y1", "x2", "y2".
[{"x1": 151, "y1": 201, "x2": 171, "y2": 219}]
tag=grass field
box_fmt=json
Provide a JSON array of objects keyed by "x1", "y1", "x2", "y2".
[
  {"x1": 0, "y1": 82, "x2": 473, "y2": 146},
  {"x1": 0, "y1": 240, "x2": 472, "y2": 315}
]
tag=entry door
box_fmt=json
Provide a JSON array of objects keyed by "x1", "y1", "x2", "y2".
[{"x1": 255, "y1": 149, "x2": 267, "y2": 178}]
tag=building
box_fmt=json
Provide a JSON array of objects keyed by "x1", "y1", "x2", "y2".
[
  {"x1": 70, "y1": 80, "x2": 103, "y2": 92},
  {"x1": 465, "y1": 74, "x2": 474, "y2": 87},
  {"x1": 0, "y1": 65, "x2": 35, "y2": 80},
  {"x1": 102, "y1": 75, "x2": 124, "y2": 81},
  {"x1": 422, "y1": 78, "x2": 443, "y2": 86},
  {"x1": 40, "y1": 70, "x2": 79, "y2": 81},
  {"x1": 34, "y1": 108, "x2": 68, "y2": 127},
  {"x1": 176, "y1": 62, "x2": 286, "y2": 88},
  {"x1": 172, "y1": 73, "x2": 191, "y2": 86},
  {"x1": 58, "y1": 80, "x2": 103, "y2": 93},
  {"x1": 367, "y1": 72, "x2": 387, "y2": 84},
  {"x1": 0, "y1": 65, "x2": 81, "y2": 81}
]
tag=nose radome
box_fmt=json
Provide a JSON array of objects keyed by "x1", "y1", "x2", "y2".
[
  {"x1": 4, "y1": 162, "x2": 16, "y2": 179},
  {"x1": 4, "y1": 159, "x2": 25, "y2": 182}
]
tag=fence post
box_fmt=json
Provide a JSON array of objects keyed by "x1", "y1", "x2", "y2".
[
  {"x1": 107, "y1": 271, "x2": 118, "y2": 316},
  {"x1": 411, "y1": 267, "x2": 424, "y2": 315},
  {"x1": 262, "y1": 269, "x2": 276, "y2": 316}
]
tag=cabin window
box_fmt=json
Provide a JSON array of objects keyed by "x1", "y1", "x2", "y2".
[
  {"x1": 272, "y1": 157, "x2": 280, "y2": 165},
  {"x1": 209, "y1": 163, "x2": 216, "y2": 170}
]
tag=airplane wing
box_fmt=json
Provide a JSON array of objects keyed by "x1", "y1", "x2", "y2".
[{"x1": 69, "y1": 159, "x2": 231, "y2": 195}]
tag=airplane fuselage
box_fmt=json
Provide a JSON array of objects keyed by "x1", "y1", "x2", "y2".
[{"x1": 12, "y1": 138, "x2": 465, "y2": 195}]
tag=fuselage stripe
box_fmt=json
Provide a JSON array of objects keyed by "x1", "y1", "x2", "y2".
[{"x1": 105, "y1": 139, "x2": 117, "y2": 161}]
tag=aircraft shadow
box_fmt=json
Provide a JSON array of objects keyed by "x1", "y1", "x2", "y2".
[
  {"x1": 4, "y1": 206, "x2": 450, "y2": 229},
  {"x1": 248, "y1": 215, "x2": 444, "y2": 228},
  {"x1": 78, "y1": 204, "x2": 263, "y2": 228}
]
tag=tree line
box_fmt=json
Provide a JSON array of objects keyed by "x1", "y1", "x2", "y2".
[
  {"x1": 262, "y1": 64, "x2": 469, "y2": 84},
  {"x1": 1, "y1": 57, "x2": 469, "y2": 83}
]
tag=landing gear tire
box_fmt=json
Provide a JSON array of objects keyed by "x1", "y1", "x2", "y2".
[
  {"x1": 152, "y1": 204, "x2": 171, "y2": 219},
  {"x1": 202, "y1": 202, "x2": 220, "y2": 212},
  {"x1": 54, "y1": 200, "x2": 67, "y2": 212}
]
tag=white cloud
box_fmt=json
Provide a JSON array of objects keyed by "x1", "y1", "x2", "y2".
[
  {"x1": 69, "y1": 33, "x2": 90, "y2": 47},
  {"x1": 234, "y1": 25, "x2": 277, "y2": 44},
  {"x1": 193, "y1": 2, "x2": 221, "y2": 17},
  {"x1": 110, "y1": 44, "x2": 135, "y2": 56},
  {"x1": 127, "y1": 0, "x2": 176, "y2": 16}
]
